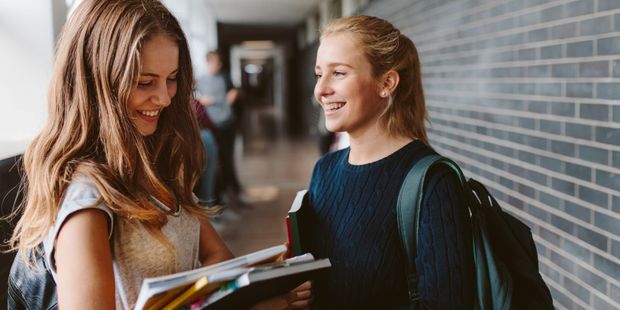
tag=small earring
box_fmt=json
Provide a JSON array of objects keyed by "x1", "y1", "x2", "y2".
[{"x1": 381, "y1": 91, "x2": 388, "y2": 98}]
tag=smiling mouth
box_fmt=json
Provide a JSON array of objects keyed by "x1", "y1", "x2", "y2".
[
  {"x1": 138, "y1": 109, "x2": 161, "y2": 117},
  {"x1": 324, "y1": 102, "x2": 345, "y2": 111}
]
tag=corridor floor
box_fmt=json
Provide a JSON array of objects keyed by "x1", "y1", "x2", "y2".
[{"x1": 212, "y1": 135, "x2": 321, "y2": 256}]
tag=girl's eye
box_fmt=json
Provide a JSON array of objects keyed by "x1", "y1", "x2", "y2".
[
  {"x1": 314, "y1": 73, "x2": 322, "y2": 80},
  {"x1": 167, "y1": 76, "x2": 177, "y2": 82},
  {"x1": 334, "y1": 71, "x2": 345, "y2": 76},
  {"x1": 138, "y1": 80, "x2": 153, "y2": 88}
]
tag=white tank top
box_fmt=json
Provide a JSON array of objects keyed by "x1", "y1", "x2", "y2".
[{"x1": 43, "y1": 176, "x2": 201, "y2": 309}]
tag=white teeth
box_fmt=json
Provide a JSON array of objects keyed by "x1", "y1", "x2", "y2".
[
  {"x1": 139, "y1": 110, "x2": 160, "y2": 117},
  {"x1": 324, "y1": 103, "x2": 344, "y2": 111}
]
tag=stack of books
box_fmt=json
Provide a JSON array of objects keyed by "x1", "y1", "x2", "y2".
[{"x1": 134, "y1": 244, "x2": 330, "y2": 310}]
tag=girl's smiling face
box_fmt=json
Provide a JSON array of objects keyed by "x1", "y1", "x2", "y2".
[
  {"x1": 314, "y1": 32, "x2": 384, "y2": 136},
  {"x1": 128, "y1": 33, "x2": 179, "y2": 136}
]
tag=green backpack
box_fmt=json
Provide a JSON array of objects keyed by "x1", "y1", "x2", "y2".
[{"x1": 397, "y1": 155, "x2": 554, "y2": 309}]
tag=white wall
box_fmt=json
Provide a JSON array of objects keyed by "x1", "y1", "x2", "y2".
[
  {"x1": 162, "y1": 0, "x2": 218, "y2": 79},
  {"x1": 0, "y1": 1, "x2": 65, "y2": 159}
]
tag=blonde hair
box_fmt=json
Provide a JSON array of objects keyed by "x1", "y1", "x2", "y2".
[
  {"x1": 321, "y1": 15, "x2": 429, "y2": 145},
  {"x1": 9, "y1": 0, "x2": 212, "y2": 259}
]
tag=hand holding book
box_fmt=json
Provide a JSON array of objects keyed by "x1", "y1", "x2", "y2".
[{"x1": 248, "y1": 280, "x2": 312, "y2": 310}]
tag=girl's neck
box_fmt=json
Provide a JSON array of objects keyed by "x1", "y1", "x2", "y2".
[{"x1": 348, "y1": 128, "x2": 413, "y2": 165}]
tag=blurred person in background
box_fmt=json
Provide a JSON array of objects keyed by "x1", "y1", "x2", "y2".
[{"x1": 195, "y1": 50, "x2": 249, "y2": 207}]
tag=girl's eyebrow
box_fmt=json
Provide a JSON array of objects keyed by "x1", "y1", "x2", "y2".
[
  {"x1": 140, "y1": 69, "x2": 179, "y2": 77},
  {"x1": 315, "y1": 62, "x2": 354, "y2": 70}
]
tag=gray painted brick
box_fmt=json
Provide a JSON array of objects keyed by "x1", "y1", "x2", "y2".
[
  {"x1": 537, "y1": 83, "x2": 562, "y2": 96},
  {"x1": 579, "y1": 61, "x2": 609, "y2": 77},
  {"x1": 562, "y1": 277, "x2": 591, "y2": 304},
  {"x1": 508, "y1": 163, "x2": 524, "y2": 176},
  {"x1": 596, "y1": 169, "x2": 620, "y2": 191},
  {"x1": 566, "y1": 41, "x2": 593, "y2": 57},
  {"x1": 527, "y1": 65, "x2": 550, "y2": 77},
  {"x1": 551, "y1": 214, "x2": 575, "y2": 235},
  {"x1": 517, "y1": 117, "x2": 536, "y2": 129},
  {"x1": 528, "y1": 28, "x2": 549, "y2": 42},
  {"x1": 611, "y1": 285, "x2": 620, "y2": 307},
  {"x1": 596, "y1": 82, "x2": 620, "y2": 100},
  {"x1": 528, "y1": 204, "x2": 549, "y2": 221},
  {"x1": 599, "y1": 0, "x2": 620, "y2": 10},
  {"x1": 597, "y1": 36, "x2": 620, "y2": 55},
  {"x1": 562, "y1": 238, "x2": 590, "y2": 262},
  {"x1": 518, "y1": 83, "x2": 536, "y2": 95},
  {"x1": 524, "y1": 0, "x2": 547, "y2": 7},
  {"x1": 508, "y1": 132, "x2": 525, "y2": 144},
  {"x1": 541, "y1": 45, "x2": 562, "y2": 59},
  {"x1": 580, "y1": 16, "x2": 612, "y2": 35},
  {"x1": 539, "y1": 226, "x2": 562, "y2": 246},
  {"x1": 566, "y1": 83, "x2": 593, "y2": 98},
  {"x1": 551, "y1": 23, "x2": 577, "y2": 40},
  {"x1": 613, "y1": 60, "x2": 620, "y2": 77},
  {"x1": 500, "y1": 176, "x2": 515, "y2": 189},
  {"x1": 565, "y1": 123, "x2": 592, "y2": 140},
  {"x1": 540, "y1": 120, "x2": 562, "y2": 135},
  {"x1": 593, "y1": 254, "x2": 620, "y2": 281},
  {"x1": 552, "y1": 63, "x2": 578, "y2": 77},
  {"x1": 594, "y1": 211, "x2": 620, "y2": 235},
  {"x1": 579, "y1": 145, "x2": 609, "y2": 165},
  {"x1": 540, "y1": 155, "x2": 563, "y2": 173},
  {"x1": 578, "y1": 185, "x2": 608, "y2": 206},
  {"x1": 552, "y1": 177, "x2": 575, "y2": 195},
  {"x1": 614, "y1": 196, "x2": 620, "y2": 213},
  {"x1": 614, "y1": 106, "x2": 620, "y2": 122},
  {"x1": 552, "y1": 140, "x2": 576, "y2": 157},
  {"x1": 525, "y1": 168, "x2": 547, "y2": 185},
  {"x1": 527, "y1": 100, "x2": 547, "y2": 113},
  {"x1": 517, "y1": 183, "x2": 535, "y2": 197},
  {"x1": 616, "y1": 13, "x2": 620, "y2": 31},
  {"x1": 517, "y1": 48, "x2": 536, "y2": 60},
  {"x1": 612, "y1": 239, "x2": 620, "y2": 260},
  {"x1": 592, "y1": 293, "x2": 616, "y2": 308},
  {"x1": 491, "y1": 67, "x2": 524, "y2": 78},
  {"x1": 580, "y1": 104, "x2": 610, "y2": 121},
  {"x1": 507, "y1": 194, "x2": 524, "y2": 208},
  {"x1": 565, "y1": 162, "x2": 590, "y2": 180},
  {"x1": 550, "y1": 101, "x2": 575, "y2": 116},
  {"x1": 541, "y1": 5, "x2": 564, "y2": 22},
  {"x1": 525, "y1": 136, "x2": 548, "y2": 150},
  {"x1": 517, "y1": 150, "x2": 536, "y2": 165},
  {"x1": 574, "y1": 264, "x2": 608, "y2": 294},
  {"x1": 538, "y1": 192, "x2": 562, "y2": 208},
  {"x1": 518, "y1": 11, "x2": 539, "y2": 27},
  {"x1": 563, "y1": 200, "x2": 590, "y2": 220},
  {"x1": 548, "y1": 286, "x2": 571, "y2": 309},
  {"x1": 614, "y1": 151, "x2": 620, "y2": 168},
  {"x1": 595, "y1": 126, "x2": 620, "y2": 145},
  {"x1": 577, "y1": 226, "x2": 607, "y2": 251},
  {"x1": 566, "y1": 0, "x2": 594, "y2": 17}
]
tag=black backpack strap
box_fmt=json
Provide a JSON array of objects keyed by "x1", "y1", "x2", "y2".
[{"x1": 397, "y1": 154, "x2": 466, "y2": 306}]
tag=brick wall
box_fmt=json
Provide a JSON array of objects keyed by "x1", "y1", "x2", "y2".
[{"x1": 362, "y1": 0, "x2": 620, "y2": 308}]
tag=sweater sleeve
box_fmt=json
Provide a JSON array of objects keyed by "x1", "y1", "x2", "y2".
[{"x1": 416, "y1": 165, "x2": 475, "y2": 309}]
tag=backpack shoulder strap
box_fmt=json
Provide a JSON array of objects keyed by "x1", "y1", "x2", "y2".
[{"x1": 397, "y1": 154, "x2": 466, "y2": 304}]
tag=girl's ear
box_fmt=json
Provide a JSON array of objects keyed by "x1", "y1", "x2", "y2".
[{"x1": 379, "y1": 70, "x2": 400, "y2": 98}]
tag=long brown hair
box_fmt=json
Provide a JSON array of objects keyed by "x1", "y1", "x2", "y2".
[
  {"x1": 9, "y1": 0, "x2": 212, "y2": 258},
  {"x1": 321, "y1": 15, "x2": 429, "y2": 145}
]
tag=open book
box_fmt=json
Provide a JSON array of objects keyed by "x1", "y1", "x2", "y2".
[
  {"x1": 191, "y1": 255, "x2": 330, "y2": 309},
  {"x1": 134, "y1": 244, "x2": 287, "y2": 310}
]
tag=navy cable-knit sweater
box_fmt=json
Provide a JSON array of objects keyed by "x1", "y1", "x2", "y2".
[{"x1": 306, "y1": 140, "x2": 474, "y2": 309}]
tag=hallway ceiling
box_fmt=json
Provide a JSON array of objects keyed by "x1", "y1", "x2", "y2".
[{"x1": 205, "y1": 0, "x2": 320, "y2": 25}]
